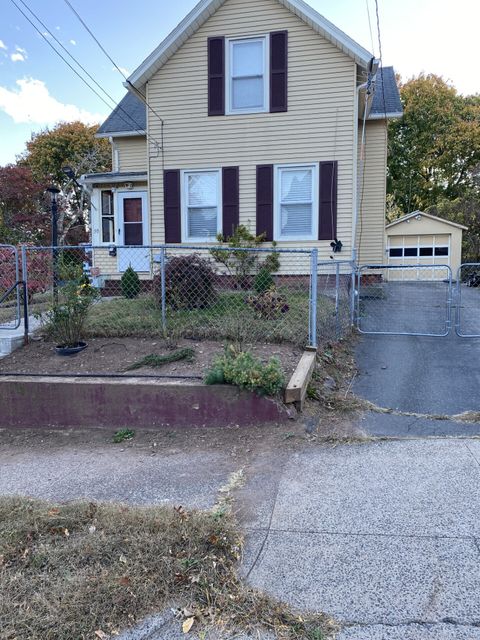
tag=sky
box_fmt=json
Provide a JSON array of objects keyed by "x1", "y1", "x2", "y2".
[{"x1": 0, "y1": 0, "x2": 479, "y2": 166}]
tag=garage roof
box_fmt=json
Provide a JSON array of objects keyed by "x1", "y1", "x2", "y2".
[{"x1": 386, "y1": 211, "x2": 468, "y2": 231}]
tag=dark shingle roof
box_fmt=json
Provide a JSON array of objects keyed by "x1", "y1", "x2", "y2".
[
  {"x1": 97, "y1": 92, "x2": 146, "y2": 135},
  {"x1": 370, "y1": 66, "x2": 403, "y2": 118}
]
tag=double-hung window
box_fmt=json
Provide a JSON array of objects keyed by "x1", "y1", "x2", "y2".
[
  {"x1": 101, "y1": 190, "x2": 115, "y2": 244},
  {"x1": 182, "y1": 170, "x2": 221, "y2": 242},
  {"x1": 228, "y1": 37, "x2": 268, "y2": 114},
  {"x1": 275, "y1": 164, "x2": 318, "y2": 241}
]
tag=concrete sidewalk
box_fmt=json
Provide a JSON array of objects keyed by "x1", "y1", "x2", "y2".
[
  {"x1": 240, "y1": 438, "x2": 480, "y2": 639},
  {"x1": 2, "y1": 429, "x2": 480, "y2": 639}
]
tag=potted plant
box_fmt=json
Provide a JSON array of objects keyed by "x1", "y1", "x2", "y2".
[{"x1": 43, "y1": 265, "x2": 99, "y2": 355}]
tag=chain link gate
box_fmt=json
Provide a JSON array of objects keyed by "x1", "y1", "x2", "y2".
[
  {"x1": 0, "y1": 244, "x2": 21, "y2": 330},
  {"x1": 456, "y1": 263, "x2": 480, "y2": 337},
  {"x1": 356, "y1": 264, "x2": 453, "y2": 337}
]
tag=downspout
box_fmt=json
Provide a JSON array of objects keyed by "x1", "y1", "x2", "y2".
[{"x1": 352, "y1": 57, "x2": 379, "y2": 263}]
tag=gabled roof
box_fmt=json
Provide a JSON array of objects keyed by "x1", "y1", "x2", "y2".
[
  {"x1": 369, "y1": 66, "x2": 403, "y2": 120},
  {"x1": 386, "y1": 211, "x2": 468, "y2": 231},
  {"x1": 127, "y1": 0, "x2": 374, "y2": 90},
  {"x1": 96, "y1": 91, "x2": 146, "y2": 137}
]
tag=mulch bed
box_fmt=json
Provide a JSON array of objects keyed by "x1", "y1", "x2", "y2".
[{"x1": 0, "y1": 336, "x2": 302, "y2": 380}]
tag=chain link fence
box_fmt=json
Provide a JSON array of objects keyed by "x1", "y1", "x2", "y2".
[
  {"x1": 456, "y1": 263, "x2": 480, "y2": 337},
  {"x1": 0, "y1": 245, "x2": 20, "y2": 330},
  {"x1": 7, "y1": 245, "x2": 355, "y2": 355},
  {"x1": 316, "y1": 261, "x2": 355, "y2": 342},
  {"x1": 356, "y1": 264, "x2": 453, "y2": 336}
]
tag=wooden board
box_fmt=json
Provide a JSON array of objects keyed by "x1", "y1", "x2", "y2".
[{"x1": 284, "y1": 350, "x2": 317, "y2": 406}]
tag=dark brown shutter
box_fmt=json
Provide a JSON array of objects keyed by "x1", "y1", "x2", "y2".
[
  {"x1": 270, "y1": 31, "x2": 288, "y2": 113},
  {"x1": 318, "y1": 161, "x2": 338, "y2": 241},
  {"x1": 208, "y1": 37, "x2": 225, "y2": 116},
  {"x1": 256, "y1": 165, "x2": 274, "y2": 241},
  {"x1": 222, "y1": 167, "x2": 239, "y2": 238},
  {"x1": 164, "y1": 170, "x2": 181, "y2": 243}
]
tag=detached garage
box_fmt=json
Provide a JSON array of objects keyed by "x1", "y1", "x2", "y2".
[{"x1": 385, "y1": 211, "x2": 467, "y2": 281}]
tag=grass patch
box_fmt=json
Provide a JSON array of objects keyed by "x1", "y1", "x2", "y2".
[
  {"x1": 0, "y1": 497, "x2": 336, "y2": 640},
  {"x1": 112, "y1": 429, "x2": 135, "y2": 443},
  {"x1": 84, "y1": 289, "x2": 336, "y2": 347},
  {"x1": 125, "y1": 347, "x2": 195, "y2": 372}
]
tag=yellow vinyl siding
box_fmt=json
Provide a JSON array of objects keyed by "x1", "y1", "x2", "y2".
[
  {"x1": 146, "y1": 0, "x2": 357, "y2": 260},
  {"x1": 114, "y1": 136, "x2": 147, "y2": 172},
  {"x1": 356, "y1": 119, "x2": 387, "y2": 264}
]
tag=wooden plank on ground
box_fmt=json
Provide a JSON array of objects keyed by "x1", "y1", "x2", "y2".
[{"x1": 285, "y1": 350, "x2": 317, "y2": 405}]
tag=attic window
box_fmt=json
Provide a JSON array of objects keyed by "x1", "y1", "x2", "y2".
[{"x1": 227, "y1": 37, "x2": 268, "y2": 114}]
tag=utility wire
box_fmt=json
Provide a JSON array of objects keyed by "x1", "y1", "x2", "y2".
[
  {"x1": 9, "y1": 0, "x2": 163, "y2": 152},
  {"x1": 62, "y1": 0, "x2": 165, "y2": 129},
  {"x1": 13, "y1": 0, "x2": 156, "y2": 145},
  {"x1": 365, "y1": 0, "x2": 376, "y2": 57}
]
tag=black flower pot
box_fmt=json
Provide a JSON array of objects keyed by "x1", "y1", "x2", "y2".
[{"x1": 55, "y1": 341, "x2": 88, "y2": 356}]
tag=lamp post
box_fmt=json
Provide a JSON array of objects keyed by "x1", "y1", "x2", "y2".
[{"x1": 47, "y1": 185, "x2": 61, "y2": 303}]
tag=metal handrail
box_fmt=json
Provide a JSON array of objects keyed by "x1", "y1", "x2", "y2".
[{"x1": 0, "y1": 280, "x2": 28, "y2": 340}]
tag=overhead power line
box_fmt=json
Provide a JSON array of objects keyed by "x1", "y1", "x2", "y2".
[
  {"x1": 9, "y1": 0, "x2": 163, "y2": 152},
  {"x1": 62, "y1": 0, "x2": 165, "y2": 129},
  {"x1": 374, "y1": 0, "x2": 388, "y2": 120}
]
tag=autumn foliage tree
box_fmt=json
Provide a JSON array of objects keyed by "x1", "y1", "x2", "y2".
[
  {"x1": 19, "y1": 121, "x2": 111, "y2": 243},
  {"x1": 0, "y1": 165, "x2": 49, "y2": 244},
  {"x1": 388, "y1": 74, "x2": 480, "y2": 213}
]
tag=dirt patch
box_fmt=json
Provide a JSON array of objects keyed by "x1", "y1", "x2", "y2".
[{"x1": 0, "y1": 336, "x2": 302, "y2": 380}]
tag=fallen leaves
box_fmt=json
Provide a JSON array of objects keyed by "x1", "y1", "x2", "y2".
[{"x1": 182, "y1": 617, "x2": 195, "y2": 634}]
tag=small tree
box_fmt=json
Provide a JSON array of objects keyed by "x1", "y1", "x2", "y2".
[
  {"x1": 210, "y1": 225, "x2": 280, "y2": 289},
  {"x1": 121, "y1": 265, "x2": 141, "y2": 299}
]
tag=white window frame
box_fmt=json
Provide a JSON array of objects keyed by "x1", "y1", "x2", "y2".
[
  {"x1": 181, "y1": 169, "x2": 222, "y2": 243},
  {"x1": 226, "y1": 35, "x2": 269, "y2": 115},
  {"x1": 99, "y1": 189, "x2": 116, "y2": 246},
  {"x1": 274, "y1": 163, "x2": 319, "y2": 242}
]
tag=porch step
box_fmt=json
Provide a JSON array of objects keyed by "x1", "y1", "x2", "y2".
[
  {"x1": 0, "y1": 335, "x2": 25, "y2": 358},
  {"x1": 0, "y1": 316, "x2": 42, "y2": 358}
]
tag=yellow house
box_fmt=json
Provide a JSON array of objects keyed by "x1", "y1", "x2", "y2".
[
  {"x1": 385, "y1": 211, "x2": 468, "y2": 281},
  {"x1": 81, "y1": 0, "x2": 403, "y2": 278}
]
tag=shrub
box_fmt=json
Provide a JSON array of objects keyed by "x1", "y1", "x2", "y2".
[
  {"x1": 205, "y1": 345, "x2": 285, "y2": 396},
  {"x1": 156, "y1": 254, "x2": 216, "y2": 310},
  {"x1": 254, "y1": 267, "x2": 275, "y2": 294},
  {"x1": 210, "y1": 225, "x2": 280, "y2": 290},
  {"x1": 246, "y1": 289, "x2": 290, "y2": 320},
  {"x1": 43, "y1": 265, "x2": 99, "y2": 347},
  {"x1": 121, "y1": 265, "x2": 141, "y2": 299}
]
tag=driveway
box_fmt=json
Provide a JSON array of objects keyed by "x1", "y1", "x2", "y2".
[
  {"x1": 353, "y1": 281, "x2": 480, "y2": 416},
  {"x1": 242, "y1": 438, "x2": 480, "y2": 640}
]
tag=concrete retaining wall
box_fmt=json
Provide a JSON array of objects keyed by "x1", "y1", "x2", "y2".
[{"x1": 0, "y1": 376, "x2": 292, "y2": 429}]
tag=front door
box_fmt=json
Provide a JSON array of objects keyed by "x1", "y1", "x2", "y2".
[{"x1": 117, "y1": 192, "x2": 150, "y2": 272}]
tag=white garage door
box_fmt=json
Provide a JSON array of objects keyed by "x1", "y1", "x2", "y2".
[{"x1": 387, "y1": 234, "x2": 451, "y2": 281}]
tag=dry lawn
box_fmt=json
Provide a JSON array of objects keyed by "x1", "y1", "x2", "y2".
[{"x1": 0, "y1": 497, "x2": 335, "y2": 640}]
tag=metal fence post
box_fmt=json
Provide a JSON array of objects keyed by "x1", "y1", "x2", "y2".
[
  {"x1": 335, "y1": 261, "x2": 340, "y2": 339},
  {"x1": 21, "y1": 246, "x2": 29, "y2": 344},
  {"x1": 350, "y1": 261, "x2": 357, "y2": 327},
  {"x1": 309, "y1": 248, "x2": 318, "y2": 349},
  {"x1": 160, "y1": 247, "x2": 167, "y2": 334}
]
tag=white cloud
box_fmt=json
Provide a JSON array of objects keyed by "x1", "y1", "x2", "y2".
[
  {"x1": 113, "y1": 66, "x2": 130, "y2": 76},
  {"x1": 0, "y1": 40, "x2": 7, "y2": 50},
  {"x1": 70, "y1": 39, "x2": 76, "y2": 45},
  {"x1": 11, "y1": 45, "x2": 27, "y2": 62},
  {"x1": 0, "y1": 78, "x2": 105, "y2": 125}
]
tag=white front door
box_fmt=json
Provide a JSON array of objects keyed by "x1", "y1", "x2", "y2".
[{"x1": 117, "y1": 192, "x2": 150, "y2": 273}]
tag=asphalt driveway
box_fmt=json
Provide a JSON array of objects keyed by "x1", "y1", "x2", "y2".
[{"x1": 353, "y1": 281, "x2": 480, "y2": 416}]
